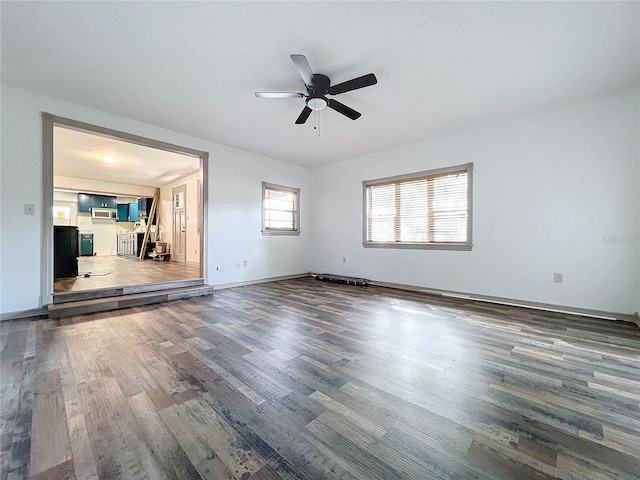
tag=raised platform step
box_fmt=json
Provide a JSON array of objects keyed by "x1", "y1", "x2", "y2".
[
  {"x1": 53, "y1": 278, "x2": 205, "y2": 304},
  {"x1": 48, "y1": 284, "x2": 214, "y2": 319}
]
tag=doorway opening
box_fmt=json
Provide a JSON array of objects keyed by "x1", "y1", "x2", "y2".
[{"x1": 42, "y1": 113, "x2": 209, "y2": 305}]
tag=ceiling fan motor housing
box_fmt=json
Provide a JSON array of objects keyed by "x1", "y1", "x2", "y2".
[
  {"x1": 307, "y1": 74, "x2": 330, "y2": 93},
  {"x1": 306, "y1": 73, "x2": 330, "y2": 111}
]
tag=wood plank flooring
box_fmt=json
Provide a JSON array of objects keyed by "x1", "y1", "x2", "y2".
[
  {"x1": 2, "y1": 277, "x2": 639, "y2": 479},
  {"x1": 54, "y1": 256, "x2": 201, "y2": 293}
]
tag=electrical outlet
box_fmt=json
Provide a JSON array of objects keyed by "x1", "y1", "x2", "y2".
[
  {"x1": 243, "y1": 260, "x2": 248, "y2": 267},
  {"x1": 236, "y1": 261, "x2": 241, "y2": 268},
  {"x1": 216, "y1": 265, "x2": 225, "y2": 272},
  {"x1": 553, "y1": 273, "x2": 563, "y2": 284}
]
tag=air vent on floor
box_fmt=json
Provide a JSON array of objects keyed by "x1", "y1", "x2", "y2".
[{"x1": 315, "y1": 274, "x2": 370, "y2": 286}]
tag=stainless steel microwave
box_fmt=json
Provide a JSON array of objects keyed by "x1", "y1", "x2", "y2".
[{"x1": 92, "y1": 208, "x2": 117, "y2": 219}]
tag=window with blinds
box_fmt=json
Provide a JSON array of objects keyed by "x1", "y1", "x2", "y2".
[
  {"x1": 363, "y1": 163, "x2": 473, "y2": 250},
  {"x1": 262, "y1": 182, "x2": 300, "y2": 235}
]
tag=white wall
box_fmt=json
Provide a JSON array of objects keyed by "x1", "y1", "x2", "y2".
[
  {"x1": 159, "y1": 172, "x2": 200, "y2": 263},
  {"x1": 1, "y1": 83, "x2": 637, "y2": 317},
  {"x1": 310, "y1": 88, "x2": 640, "y2": 315},
  {"x1": 77, "y1": 216, "x2": 118, "y2": 256},
  {"x1": 0, "y1": 84, "x2": 311, "y2": 313},
  {"x1": 54, "y1": 175, "x2": 157, "y2": 197},
  {"x1": 211, "y1": 146, "x2": 311, "y2": 284}
]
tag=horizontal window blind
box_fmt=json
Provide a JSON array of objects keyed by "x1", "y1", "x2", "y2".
[
  {"x1": 263, "y1": 183, "x2": 299, "y2": 233},
  {"x1": 364, "y1": 164, "x2": 471, "y2": 248}
]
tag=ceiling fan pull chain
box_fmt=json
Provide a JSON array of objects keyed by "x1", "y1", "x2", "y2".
[{"x1": 315, "y1": 110, "x2": 321, "y2": 137}]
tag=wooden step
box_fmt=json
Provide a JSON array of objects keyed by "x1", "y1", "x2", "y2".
[
  {"x1": 53, "y1": 278, "x2": 205, "y2": 304},
  {"x1": 48, "y1": 284, "x2": 214, "y2": 319}
]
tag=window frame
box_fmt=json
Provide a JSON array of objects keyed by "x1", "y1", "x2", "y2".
[
  {"x1": 362, "y1": 163, "x2": 473, "y2": 250},
  {"x1": 261, "y1": 181, "x2": 301, "y2": 236}
]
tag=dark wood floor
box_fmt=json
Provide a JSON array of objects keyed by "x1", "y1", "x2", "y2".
[
  {"x1": 2, "y1": 277, "x2": 639, "y2": 479},
  {"x1": 54, "y1": 256, "x2": 201, "y2": 293}
]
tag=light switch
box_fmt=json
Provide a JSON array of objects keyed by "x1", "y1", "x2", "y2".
[{"x1": 24, "y1": 204, "x2": 35, "y2": 215}]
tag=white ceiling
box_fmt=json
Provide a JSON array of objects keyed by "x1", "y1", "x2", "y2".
[
  {"x1": 2, "y1": 2, "x2": 639, "y2": 168},
  {"x1": 53, "y1": 127, "x2": 200, "y2": 187}
]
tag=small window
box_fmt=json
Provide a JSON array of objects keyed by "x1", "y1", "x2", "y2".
[
  {"x1": 174, "y1": 191, "x2": 184, "y2": 209},
  {"x1": 262, "y1": 182, "x2": 300, "y2": 235},
  {"x1": 52, "y1": 206, "x2": 70, "y2": 219},
  {"x1": 363, "y1": 163, "x2": 473, "y2": 250}
]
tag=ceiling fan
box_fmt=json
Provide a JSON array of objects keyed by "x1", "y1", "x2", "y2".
[{"x1": 255, "y1": 54, "x2": 377, "y2": 124}]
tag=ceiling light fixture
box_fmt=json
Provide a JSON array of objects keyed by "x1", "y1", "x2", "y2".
[
  {"x1": 102, "y1": 155, "x2": 118, "y2": 163},
  {"x1": 306, "y1": 97, "x2": 328, "y2": 111}
]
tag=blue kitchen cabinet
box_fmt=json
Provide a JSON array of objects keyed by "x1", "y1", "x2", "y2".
[
  {"x1": 129, "y1": 202, "x2": 139, "y2": 221},
  {"x1": 79, "y1": 193, "x2": 118, "y2": 211},
  {"x1": 91, "y1": 195, "x2": 117, "y2": 209},
  {"x1": 78, "y1": 193, "x2": 92, "y2": 212},
  {"x1": 117, "y1": 204, "x2": 129, "y2": 222}
]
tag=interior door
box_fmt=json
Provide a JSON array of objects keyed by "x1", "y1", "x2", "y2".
[{"x1": 172, "y1": 185, "x2": 186, "y2": 263}]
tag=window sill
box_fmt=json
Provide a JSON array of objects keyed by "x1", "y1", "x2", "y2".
[
  {"x1": 363, "y1": 242, "x2": 472, "y2": 251},
  {"x1": 262, "y1": 230, "x2": 300, "y2": 236}
]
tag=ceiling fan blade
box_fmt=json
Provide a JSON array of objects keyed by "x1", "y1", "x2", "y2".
[
  {"x1": 290, "y1": 54, "x2": 315, "y2": 87},
  {"x1": 255, "y1": 92, "x2": 304, "y2": 98},
  {"x1": 327, "y1": 99, "x2": 361, "y2": 120},
  {"x1": 328, "y1": 73, "x2": 377, "y2": 96},
  {"x1": 295, "y1": 106, "x2": 312, "y2": 124}
]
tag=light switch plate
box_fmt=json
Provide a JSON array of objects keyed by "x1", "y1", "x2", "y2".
[{"x1": 24, "y1": 204, "x2": 35, "y2": 215}]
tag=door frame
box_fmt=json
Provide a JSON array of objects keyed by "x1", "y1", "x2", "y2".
[{"x1": 41, "y1": 113, "x2": 209, "y2": 306}]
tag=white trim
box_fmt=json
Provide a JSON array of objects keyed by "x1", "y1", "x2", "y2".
[
  {"x1": 5, "y1": 275, "x2": 638, "y2": 327},
  {"x1": 214, "y1": 272, "x2": 310, "y2": 290},
  {"x1": 1, "y1": 308, "x2": 49, "y2": 322},
  {"x1": 369, "y1": 279, "x2": 639, "y2": 326}
]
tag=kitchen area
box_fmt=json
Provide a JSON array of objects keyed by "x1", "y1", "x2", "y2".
[
  {"x1": 51, "y1": 124, "x2": 203, "y2": 295},
  {"x1": 53, "y1": 189, "x2": 160, "y2": 283}
]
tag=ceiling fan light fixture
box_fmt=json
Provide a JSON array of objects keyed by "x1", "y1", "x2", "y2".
[{"x1": 307, "y1": 97, "x2": 327, "y2": 111}]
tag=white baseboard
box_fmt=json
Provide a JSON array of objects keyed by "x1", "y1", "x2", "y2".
[
  {"x1": 213, "y1": 272, "x2": 311, "y2": 290},
  {"x1": 367, "y1": 279, "x2": 639, "y2": 326},
  {"x1": 5, "y1": 274, "x2": 637, "y2": 328},
  {"x1": 1, "y1": 307, "x2": 49, "y2": 322}
]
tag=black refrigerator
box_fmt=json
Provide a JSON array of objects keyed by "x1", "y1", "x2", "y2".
[{"x1": 54, "y1": 226, "x2": 79, "y2": 280}]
